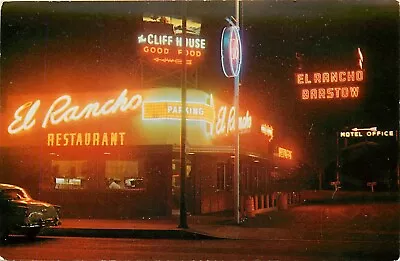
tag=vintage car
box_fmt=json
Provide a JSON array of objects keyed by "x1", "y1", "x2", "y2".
[{"x1": 0, "y1": 183, "x2": 61, "y2": 242}]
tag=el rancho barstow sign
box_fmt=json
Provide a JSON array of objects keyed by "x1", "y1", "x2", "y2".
[{"x1": 295, "y1": 69, "x2": 364, "y2": 100}]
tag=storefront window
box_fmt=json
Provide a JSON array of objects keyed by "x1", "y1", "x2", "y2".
[
  {"x1": 105, "y1": 160, "x2": 143, "y2": 190},
  {"x1": 52, "y1": 160, "x2": 88, "y2": 189}
]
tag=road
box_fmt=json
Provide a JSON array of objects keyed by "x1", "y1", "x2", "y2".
[{"x1": 0, "y1": 236, "x2": 398, "y2": 261}]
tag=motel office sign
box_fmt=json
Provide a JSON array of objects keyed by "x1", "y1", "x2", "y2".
[{"x1": 339, "y1": 129, "x2": 396, "y2": 138}]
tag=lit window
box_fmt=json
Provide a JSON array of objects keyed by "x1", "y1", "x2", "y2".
[
  {"x1": 52, "y1": 160, "x2": 88, "y2": 189},
  {"x1": 105, "y1": 160, "x2": 143, "y2": 190}
]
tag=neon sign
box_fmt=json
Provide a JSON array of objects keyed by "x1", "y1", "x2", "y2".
[
  {"x1": 137, "y1": 33, "x2": 206, "y2": 66},
  {"x1": 357, "y1": 48, "x2": 364, "y2": 70},
  {"x1": 142, "y1": 100, "x2": 252, "y2": 135},
  {"x1": 47, "y1": 132, "x2": 126, "y2": 146},
  {"x1": 278, "y1": 147, "x2": 292, "y2": 160},
  {"x1": 260, "y1": 124, "x2": 273, "y2": 142},
  {"x1": 340, "y1": 130, "x2": 395, "y2": 138},
  {"x1": 7, "y1": 89, "x2": 253, "y2": 140},
  {"x1": 142, "y1": 101, "x2": 214, "y2": 123},
  {"x1": 214, "y1": 107, "x2": 251, "y2": 135},
  {"x1": 295, "y1": 70, "x2": 364, "y2": 100},
  {"x1": 138, "y1": 34, "x2": 206, "y2": 49},
  {"x1": 220, "y1": 26, "x2": 242, "y2": 78},
  {"x1": 8, "y1": 89, "x2": 143, "y2": 134}
]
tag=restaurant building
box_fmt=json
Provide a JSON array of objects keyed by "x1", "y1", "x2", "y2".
[{"x1": 0, "y1": 86, "x2": 294, "y2": 219}]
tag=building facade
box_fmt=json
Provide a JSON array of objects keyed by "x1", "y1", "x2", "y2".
[{"x1": 0, "y1": 86, "x2": 299, "y2": 219}]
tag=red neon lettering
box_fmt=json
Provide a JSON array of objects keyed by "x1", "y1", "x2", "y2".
[
  {"x1": 334, "y1": 87, "x2": 341, "y2": 97},
  {"x1": 341, "y1": 87, "x2": 349, "y2": 98},
  {"x1": 143, "y1": 46, "x2": 169, "y2": 55},
  {"x1": 356, "y1": 71, "x2": 364, "y2": 81},
  {"x1": 318, "y1": 88, "x2": 326, "y2": 99},
  {"x1": 322, "y1": 72, "x2": 330, "y2": 83},
  {"x1": 330, "y1": 72, "x2": 338, "y2": 82},
  {"x1": 310, "y1": 89, "x2": 318, "y2": 99},
  {"x1": 350, "y1": 87, "x2": 359, "y2": 97},
  {"x1": 327, "y1": 88, "x2": 334, "y2": 99},
  {"x1": 347, "y1": 71, "x2": 355, "y2": 82},
  {"x1": 339, "y1": 72, "x2": 346, "y2": 82},
  {"x1": 296, "y1": 74, "x2": 304, "y2": 84},
  {"x1": 177, "y1": 49, "x2": 202, "y2": 57},
  {"x1": 313, "y1": 73, "x2": 321, "y2": 83},
  {"x1": 302, "y1": 89, "x2": 309, "y2": 100}
]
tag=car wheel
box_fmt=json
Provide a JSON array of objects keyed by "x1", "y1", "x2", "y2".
[
  {"x1": 0, "y1": 216, "x2": 9, "y2": 244},
  {"x1": 25, "y1": 227, "x2": 41, "y2": 240}
]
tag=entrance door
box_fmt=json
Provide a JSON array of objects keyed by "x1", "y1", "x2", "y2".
[{"x1": 171, "y1": 159, "x2": 192, "y2": 215}]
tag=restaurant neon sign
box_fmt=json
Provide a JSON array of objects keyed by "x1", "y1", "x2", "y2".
[{"x1": 47, "y1": 132, "x2": 126, "y2": 146}]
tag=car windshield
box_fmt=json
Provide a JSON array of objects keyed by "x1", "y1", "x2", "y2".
[{"x1": 1, "y1": 188, "x2": 31, "y2": 200}]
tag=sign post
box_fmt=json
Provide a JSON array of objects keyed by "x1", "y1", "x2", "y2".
[{"x1": 221, "y1": 1, "x2": 242, "y2": 225}]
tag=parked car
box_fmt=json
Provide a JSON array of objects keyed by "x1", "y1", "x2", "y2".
[{"x1": 0, "y1": 183, "x2": 61, "y2": 242}]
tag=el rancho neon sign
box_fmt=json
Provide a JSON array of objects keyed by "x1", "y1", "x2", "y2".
[
  {"x1": 8, "y1": 89, "x2": 143, "y2": 134},
  {"x1": 295, "y1": 70, "x2": 364, "y2": 100},
  {"x1": 7, "y1": 89, "x2": 252, "y2": 139}
]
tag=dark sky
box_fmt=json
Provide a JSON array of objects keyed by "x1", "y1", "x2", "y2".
[{"x1": 1, "y1": 0, "x2": 399, "y2": 169}]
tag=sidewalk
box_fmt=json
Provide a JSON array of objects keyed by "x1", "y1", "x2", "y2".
[
  {"x1": 40, "y1": 209, "x2": 400, "y2": 241},
  {"x1": 41, "y1": 214, "x2": 243, "y2": 240}
]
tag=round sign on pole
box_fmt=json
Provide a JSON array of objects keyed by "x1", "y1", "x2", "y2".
[{"x1": 221, "y1": 25, "x2": 242, "y2": 78}]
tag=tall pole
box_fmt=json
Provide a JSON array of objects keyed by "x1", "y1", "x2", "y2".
[
  {"x1": 179, "y1": 1, "x2": 188, "y2": 229},
  {"x1": 233, "y1": 0, "x2": 241, "y2": 225},
  {"x1": 336, "y1": 132, "x2": 340, "y2": 182},
  {"x1": 396, "y1": 130, "x2": 399, "y2": 191}
]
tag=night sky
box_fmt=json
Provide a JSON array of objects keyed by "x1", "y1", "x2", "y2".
[{"x1": 1, "y1": 0, "x2": 399, "y2": 171}]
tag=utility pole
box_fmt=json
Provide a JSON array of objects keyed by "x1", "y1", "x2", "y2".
[{"x1": 178, "y1": 1, "x2": 188, "y2": 229}]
